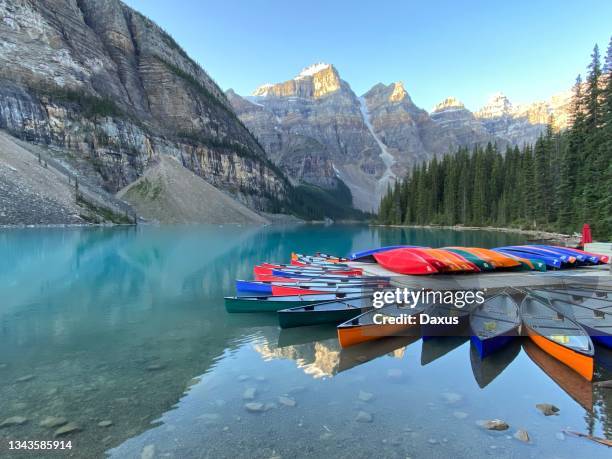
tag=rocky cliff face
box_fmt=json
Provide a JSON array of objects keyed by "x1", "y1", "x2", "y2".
[
  {"x1": 474, "y1": 91, "x2": 572, "y2": 146},
  {"x1": 0, "y1": 0, "x2": 291, "y2": 213},
  {"x1": 229, "y1": 64, "x2": 386, "y2": 210},
  {"x1": 231, "y1": 63, "x2": 574, "y2": 210}
]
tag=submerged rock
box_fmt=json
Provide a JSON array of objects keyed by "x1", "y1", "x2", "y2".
[
  {"x1": 145, "y1": 363, "x2": 165, "y2": 371},
  {"x1": 356, "y1": 411, "x2": 373, "y2": 423},
  {"x1": 441, "y1": 392, "x2": 462, "y2": 404},
  {"x1": 54, "y1": 422, "x2": 81, "y2": 437},
  {"x1": 39, "y1": 417, "x2": 68, "y2": 428},
  {"x1": 514, "y1": 429, "x2": 530, "y2": 442},
  {"x1": 0, "y1": 416, "x2": 28, "y2": 427},
  {"x1": 141, "y1": 444, "x2": 156, "y2": 459},
  {"x1": 244, "y1": 402, "x2": 265, "y2": 413},
  {"x1": 278, "y1": 396, "x2": 296, "y2": 407},
  {"x1": 477, "y1": 419, "x2": 509, "y2": 431},
  {"x1": 536, "y1": 403, "x2": 559, "y2": 416},
  {"x1": 358, "y1": 390, "x2": 374, "y2": 402},
  {"x1": 243, "y1": 388, "x2": 257, "y2": 400},
  {"x1": 98, "y1": 420, "x2": 113, "y2": 427}
]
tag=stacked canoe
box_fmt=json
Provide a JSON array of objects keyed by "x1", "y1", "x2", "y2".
[
  {"x1": 349, "y1": 245, "x2": 608, "y2": 275},
  {"x1": 223, "y1": 246, "x2": 611, "y2": 382}
]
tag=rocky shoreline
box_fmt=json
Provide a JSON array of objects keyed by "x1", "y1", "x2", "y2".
[{"x1": 372, "y1": 224, "x2": 581, "y2": 245}]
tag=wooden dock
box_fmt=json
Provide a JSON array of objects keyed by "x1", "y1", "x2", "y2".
[{"x1": 348, "y1": 262, "x2": 612, "y2": 292}]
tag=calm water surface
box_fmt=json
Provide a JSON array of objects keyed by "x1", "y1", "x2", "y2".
[{"x1": 0, "y1": 225, "x2": 611, "y2": 458}]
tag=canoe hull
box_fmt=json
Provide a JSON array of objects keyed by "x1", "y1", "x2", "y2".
[
  {"x1": 470, "y1": 328, "x2": 518, "y2": 359},
  {"x1": 524, "y1": 325, "x2": 594, "y2": 381},
  {"x1": 338, "y1": 321, "x2": 419, "y2": 348},
  {"x1": 226, "y1": 296, "x2": 335, "y2": 313},
  {"x1": 581, "y1": 324, "x2": 612, "y2": 349},
  {"x1": 421, "y1": 312, "x2": 470, "y2": 339},
  {"x1": 279, "y1": 307, "x2": 369, "y2": 329}
]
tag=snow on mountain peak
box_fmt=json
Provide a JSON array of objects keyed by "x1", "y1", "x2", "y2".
[
  {"x1": 432, "y1": 97, "x2": 465, "y2": 112},
  {"x1": 476, "y1": 92, "x2": 513, "y2": 118},
  {"x1": 295, "y1": 63, "x2": 332, "y2": 79}
]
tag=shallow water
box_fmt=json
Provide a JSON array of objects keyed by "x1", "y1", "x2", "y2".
[{"x1": 0, "y1": 224, "x2": 611, "y2": 458}]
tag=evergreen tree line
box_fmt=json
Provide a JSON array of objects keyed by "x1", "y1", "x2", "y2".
[{"x1": 378, "y1": 39, "x2": 612, "y2": 240}]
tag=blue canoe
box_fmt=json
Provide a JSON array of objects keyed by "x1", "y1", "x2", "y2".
[
  {"x1": 498, "y1": 246, "x2": 576, "y2": 265},
  {"x1": 538, "y1": 246, "x2": 597, "y2": 264},
  {"x1": 470, "y1": 293, "x2": 521, "y2": 358},
  {"x1": 349, "y1": 245, "x2": 421, "y2": 262},
  {"x1": 494, "y1": 248, "x2": 561, "y2": 269}
]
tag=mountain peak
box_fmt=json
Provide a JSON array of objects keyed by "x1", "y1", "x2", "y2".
[
  {"x1": 432, "y1": 97, "x2": 465, "y2": 112},
  {"x1": 295, "y1": 63, "x2": 333, "y2": 80},
  {"x1": 476, "y1": 92, "x2": 513, "y2": 118},
  {"x1": 389, "y1": 82, "x2": 407, "y2": 102},
  {"x1": 251, "y1": 63, "x2": 341, "y2": 98}
]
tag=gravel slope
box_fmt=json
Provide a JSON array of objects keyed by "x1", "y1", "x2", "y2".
[
  {"x1": 0, "y1": 131, "x2": 86, "y2": 225},
  {"x1": 117, "y1": 156, "x2": 269, "y2": 224}
]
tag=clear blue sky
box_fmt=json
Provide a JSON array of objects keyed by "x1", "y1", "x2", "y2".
[{"x1": 123, "y1": 0, "x2": 611, "y2": 110}]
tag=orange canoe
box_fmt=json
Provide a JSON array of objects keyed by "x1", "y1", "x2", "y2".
[
  {"x1": 425, "y1": 248, "x2": 480, "y2": 272},
  {"x1": 337, "y1": 303, "x2": 426, "y2": 348},
  {"x1": 521, "y1": 295, "x2": 594, "y2": 381},
  {"x1": 454, "y1": 247, "x2": 521, "y2": 269}
]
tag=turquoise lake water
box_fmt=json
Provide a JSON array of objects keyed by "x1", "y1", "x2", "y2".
[{"x1": 0, "y1": 224, "x2": 611, "y2": 458}]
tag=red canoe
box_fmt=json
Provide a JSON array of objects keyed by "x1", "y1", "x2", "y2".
[
  {"x1": 271, "y1": 285, "x2": 327, "y2": 296},
  {"x1": 373, "y1": 248, "x2": 438, "y2": 275}
]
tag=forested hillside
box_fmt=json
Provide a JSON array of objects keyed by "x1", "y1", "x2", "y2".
[{"x1": 378, "y1": 39, "x2": 612, "y2": 240}]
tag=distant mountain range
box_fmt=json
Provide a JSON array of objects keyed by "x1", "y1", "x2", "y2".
[{"x1": 228, "y1": 63, "x2": 572, "y2": 211}]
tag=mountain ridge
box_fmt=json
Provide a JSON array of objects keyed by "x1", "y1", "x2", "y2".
[{"x1": 229, "y1": 62, "x2": 573, "y2": 210}]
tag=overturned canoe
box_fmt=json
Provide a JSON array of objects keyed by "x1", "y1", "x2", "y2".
[
  {"x1": 561, "y1": 247, "x2": 609, "y2": 264},
  {"x1": 349, "y1": 246, "x2": 420, "y2": 262},
  {"x1": 337, "y1": 302, "x2": 427, "y2": 348},
  {"x1": 373, "y1": 249, "x2": 437, "y2": 275},
  {"x1": 470, "y1": 293, "x2": 521, "y2": 358},
  {"x1": 403, "y1": 248, "x2": 477, "y2": 272},
  {"x1": 497, "y1": 246, "x2": 576, "y2": 266},
  {"x1": 494, "y1": 247, "x2": 561, "y2": 269},
  {"x1": 460, "y1": 248, "x2": 521, "y2": 269},
  {"x1": 520, "y1": 294, "x2": 594, "y2": 381},
  {"x1": 225, "y1": 292, "x2": 368, "y2": 313},
  {"x1": 443, "y1": 248, "x2": 494, "y2": 271},
  {"x1": 278, "y1": 296, "x2": 373, "y2": 328}
]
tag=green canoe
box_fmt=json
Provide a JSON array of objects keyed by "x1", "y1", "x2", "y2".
[
  {"x1": 443, "y1": 248, "x2": 494, "y2": 271},
  {"x1": 225, "y1": 293, "x2": 368, "y2": 313},
  {"x1": 278, "y1": 296, "x2": 373, "y2": 328}
]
